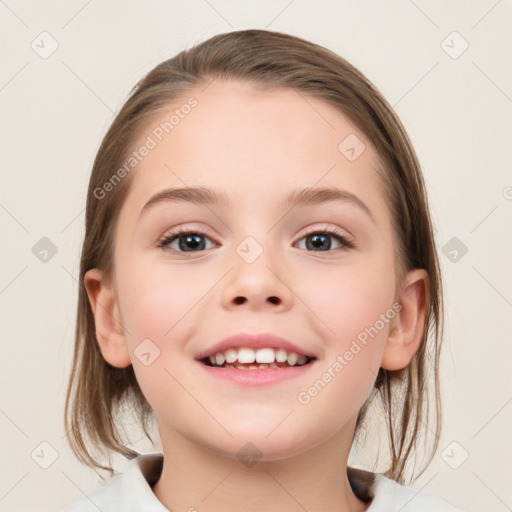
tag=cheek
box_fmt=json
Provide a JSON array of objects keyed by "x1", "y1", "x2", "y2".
[
  {"x1": 116, "y1": 261, "x2": 207, "y2": 348},
  {"x1": 296, "y1": 256, "x2": 396, "y2": 396},
  {"x1": 295, "y1": 267, "x2": 392, "y2": 423},
  {"x1": 115, "y1": 263, "x2": 207, "y2": 417},
  {"x1": 301, "y1": 261, "x2": 395, "y2": 335}
]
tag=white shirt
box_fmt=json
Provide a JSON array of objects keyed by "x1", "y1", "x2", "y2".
[{"x1": 65, "y1": 453, "x2": 463, "y2": 511}]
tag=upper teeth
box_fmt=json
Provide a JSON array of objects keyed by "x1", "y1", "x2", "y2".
[{"x1": 208, "y1": 347, "x2": 309, "y2": 366}]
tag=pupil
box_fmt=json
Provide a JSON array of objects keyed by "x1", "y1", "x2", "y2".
[
  {"x1": 308, "y1": 233, "x2": 331, "y2": 251},
  {"x1": 180, "y1": 234, "x2": 205, "y2": 251}
]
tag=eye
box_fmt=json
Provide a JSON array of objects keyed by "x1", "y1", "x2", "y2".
[
  {"x1": 158, "y1": 226, "x2": 217, "y2": 254},
  {"x1": 157, "y1": 225, "x2": 355, "y2": 255},
  {"x1": 295, "y1": 227, "x2": 355, "y2": 252}
]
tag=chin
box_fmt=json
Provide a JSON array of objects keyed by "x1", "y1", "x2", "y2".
[{"x1": 200, "y1": 429, "x2": 315, "y2": 464}]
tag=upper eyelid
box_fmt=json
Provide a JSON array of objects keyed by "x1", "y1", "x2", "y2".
[
  {"x1": 160, "y1": 223, "x2": 350, "y2": 236},
  {"x1": 295, "y1": 223, "x2": 352, "y2": 238}
]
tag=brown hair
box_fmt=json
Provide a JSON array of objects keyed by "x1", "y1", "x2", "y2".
[{"x1": 64, "y1": 29, "x2": 444, "y2": 484}]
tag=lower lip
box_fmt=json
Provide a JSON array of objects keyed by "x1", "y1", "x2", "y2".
[{"x1": 195, "y1": 360, "x2": 316, "y2": 386}]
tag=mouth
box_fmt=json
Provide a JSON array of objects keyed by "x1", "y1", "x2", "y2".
[
  {"x1": 199, "y1": 347, "x2": 317, "y2": 370},
  {"x1": 194, "y1": 333, "x2": 318, "y2": 385},
  {"x1": 197, "y1": 351, "x2": 317, "y2": 386},
  {"x1": 201, "y1": 357, "x2": 316, "y2": 370}
]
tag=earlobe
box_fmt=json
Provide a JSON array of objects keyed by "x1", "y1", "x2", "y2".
[
  {"x1": 380, "y1": 269, "x2": 429, "y2": 371},
  {"x1": 84, "y1": 268, "x2": 132, "y2": 368}
]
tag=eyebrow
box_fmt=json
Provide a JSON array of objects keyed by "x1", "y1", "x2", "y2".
[{"x1": 139, "y1": 185, "x2": 375, "y2": 223}]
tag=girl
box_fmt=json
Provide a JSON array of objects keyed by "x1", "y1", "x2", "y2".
[{"x1": 64, "y1": 29, "x2": 462, "y2": 511}]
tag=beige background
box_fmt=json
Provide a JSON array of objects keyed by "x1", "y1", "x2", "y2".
[{"x1": 1, "y1": 1, "x2": 511, "y2": 510}]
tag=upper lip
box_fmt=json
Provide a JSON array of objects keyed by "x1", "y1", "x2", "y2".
[{"x1": 194, "y1": 332, "x2": 317, "y2": 360}]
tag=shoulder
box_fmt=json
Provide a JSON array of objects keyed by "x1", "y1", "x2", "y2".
[
  {"x1": 368, "y1": 473, "x2": 463, "y2": 512},
  {"x1": 64, "y1": 453, "x2": 167, "y2": 512},
  {"x1": 63, "y1": 472, "x2": 124, "y2": 512}
]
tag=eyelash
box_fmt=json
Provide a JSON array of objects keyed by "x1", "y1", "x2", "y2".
[{"x1": 157, "y1": 225, "x2": 355, "y2": 254}]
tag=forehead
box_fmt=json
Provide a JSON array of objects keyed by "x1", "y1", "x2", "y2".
[{"x1": 118, "y1": 79, "x2": 389, "y2": 223}]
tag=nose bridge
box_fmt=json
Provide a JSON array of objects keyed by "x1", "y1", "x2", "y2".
[
  {"x1": 230, "y1": 206, "x2": 279, "y2": 267},
  {"x1": 237, "y1": 232, "x2": 277, "y2": 275}
]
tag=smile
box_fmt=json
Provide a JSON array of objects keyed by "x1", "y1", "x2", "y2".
[
  {"x1": 197, "y1": 350, "x2": 317, "y2": 387},
  {"x1": 201, "y1": 347, "x2": 315, "y2": 369}
]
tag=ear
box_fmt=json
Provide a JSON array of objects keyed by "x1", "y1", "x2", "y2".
[
  {"x1": 84, "y1": 268, "x2": 131, "y2": 368},
  {"x1": 380, "y1": 269, "x2": 429, "y2": 371}
]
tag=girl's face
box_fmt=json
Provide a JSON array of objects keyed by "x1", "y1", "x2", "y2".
[{"x1": 101, "y1": 80, "x2": 410, "y2": 460}]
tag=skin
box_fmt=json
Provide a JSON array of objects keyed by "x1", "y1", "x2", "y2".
[{"x1": 85, "y1": 79, "x2": 427, "y2": 512}]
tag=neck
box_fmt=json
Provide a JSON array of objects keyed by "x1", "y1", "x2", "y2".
[{"x1": 152, "y1": 421, "x2": 372, "y2": 512}]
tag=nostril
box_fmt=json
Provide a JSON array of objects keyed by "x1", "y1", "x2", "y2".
[{"x1": 268, "y1": 296, "x2": 280, "y2": 304}]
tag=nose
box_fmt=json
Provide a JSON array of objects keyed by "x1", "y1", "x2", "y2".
[{"x1": 221, "y1": 243, "x2": 294, "y2": 311}]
